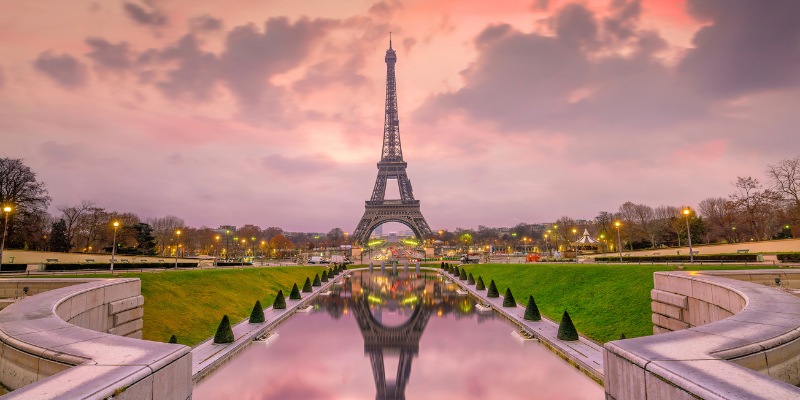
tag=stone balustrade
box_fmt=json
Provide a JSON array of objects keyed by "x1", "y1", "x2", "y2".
[
  {"x1": 0, "y1": 278, "x2": 190, "y2": 399},
  {"x1": 604, "y1": 270, "x2": 800, "y2": 399}
]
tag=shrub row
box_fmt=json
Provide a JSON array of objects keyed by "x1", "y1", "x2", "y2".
[
  {"x1": 203, "y1": 271, "x2": 332, "y2": 345},
  {"x1": 595, "y1": 253, "x2": 758, "y2": 263},
  {"x1": 38, "y1": 262, "x2": 200, "y2": 271},
  {"x1": 450, "y1": 267, "x2": 580, "y2": 341},
  {"x1": 777, "y1": 253, "x2": 800, "y2": 262}
]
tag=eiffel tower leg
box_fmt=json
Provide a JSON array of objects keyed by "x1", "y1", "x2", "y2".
[
  {"x1": 369, "y1": 349, "x2": 387, "y2": 399},
  {"x1": 394, "y1": 349, "x2": 414, "y2": 400}
]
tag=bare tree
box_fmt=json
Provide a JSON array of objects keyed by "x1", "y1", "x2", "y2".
[
  {"x1": 0, "y1": 158, "x2": 51, "y2": 249},
  {"x1": 730, "y1": 177, "x2": 783, "y2": 241},
  {"x1": 698, "y1": 197, "x2": 739, "y2": 243},
  {"x1": 767, "y1": 156, "x2": 800, "y2": 205},
  {"x1": 148, "y1": 215, "x2": 185, "y2": 255},
  {"x1": 57, "y1": 200, "x2": 95, "y2": 252}
]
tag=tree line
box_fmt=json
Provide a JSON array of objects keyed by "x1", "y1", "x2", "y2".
[{"x1": 1, "y1": 155, "x2": 798, "y2": 257}]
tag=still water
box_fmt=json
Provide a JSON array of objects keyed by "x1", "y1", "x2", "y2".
[{"x1": 193, "y1": 270, "x2": 603, "y2": 399}]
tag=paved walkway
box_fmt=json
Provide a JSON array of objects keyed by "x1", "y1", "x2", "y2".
[
  {"x1": 190, "y1": 273, "x2": 342, "y2": 382},
  {"x1": 443, "y1": 268, "x2": 605, "y2": 384}
]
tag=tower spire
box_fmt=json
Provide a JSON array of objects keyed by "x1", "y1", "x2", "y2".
[{"x1": 389, "y1": 32, "x2": 392, "y2": 49}]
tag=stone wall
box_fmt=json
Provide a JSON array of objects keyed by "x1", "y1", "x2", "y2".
[
  {"x1": 604, "y1": 270, "x2": 800, "y2": 399},
  {"x1": 0, "y1": 278, "x2": 191, "y2": 399}
]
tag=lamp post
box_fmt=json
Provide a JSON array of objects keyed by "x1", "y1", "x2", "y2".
[
  {"x1": 0, "y1": 205, "x2": 13, "y2": 273},
  {"x1": 225, "y1": 230, "x2": 231, "y2": 261},
  {"x1": 110, "y1": 221, "x2": 119, "y2": 273},
  {"x1": 174, "y1": 230, "x2": 181, "y2": 269},
  {"x1": 214, "y1": 235, "x2": 220, "y2": 266},
  {"x1": 615, "y1": 221, "x2": 622, "y2": 262},
  {"x1": 683, "y1": 208, "x2": 694, "y2": 264},
  {"x1": 572, "y1": 228, "x2": 578, "y2": 262},
  {"x1": 553, "y1": 225, "x2": 558, "y2": 256}
]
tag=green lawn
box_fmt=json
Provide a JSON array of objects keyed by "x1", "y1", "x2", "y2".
[
  {"x1": 51, "y1": 266, "x2": 325, "y2": 346},
  {"x1": 458, "y1": 263, "x2": 777, "y2": 343}
]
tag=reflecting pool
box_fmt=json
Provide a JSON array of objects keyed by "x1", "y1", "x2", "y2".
[{"x1": 193, "y1": 270, "x2": 603, "y2": 399}]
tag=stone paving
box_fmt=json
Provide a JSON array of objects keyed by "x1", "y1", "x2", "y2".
[
  {"x1": 442, "y1": 268, "x2": 605, "y2": 383},
  {"x1": 190, "y1": 272, "x2": 341, "y2": 382}
]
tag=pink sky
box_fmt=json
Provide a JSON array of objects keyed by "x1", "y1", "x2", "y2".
[{"x1": 2, "y1": 0, "x2": 799, "y2": 232}]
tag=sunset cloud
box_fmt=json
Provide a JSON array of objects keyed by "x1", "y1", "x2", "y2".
[{"x1": 2, "y1": 0, "x2": 799, "y2": 231}]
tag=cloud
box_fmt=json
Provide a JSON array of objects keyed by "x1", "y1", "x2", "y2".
[
  {"x1": 154, "y1": 34, "x2": 220, "y2": 101},
  {"x1": 554, "y1": 3, "x2": 598, "y2": 48},
  {"x1": 190, "y1": 15, "x2": 223, "y2": 33},
  {"x1": 368, "y1": 0, "x2": 404, "y2": 19},
  {"x1": 123, "y1": 2, "x2": 168, "y2": 27},
  {"x1": 217, "y1": 17, "x2": 337, "y2": 123},
  {"x1": 33, "y1": 51, "x2": 89, "y2": 89},
  {"x1": 415, "y1": 1, "x2": 707, "y2": 138},
  {"x1": 85, "y1": 38, "x2": 134, "y2": 71},
  {"x1": 678, "y1": 0, "x2": 800, "y2": 97}
]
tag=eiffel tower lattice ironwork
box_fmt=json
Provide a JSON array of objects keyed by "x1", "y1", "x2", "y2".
[{"x1": 352, "y1": 36, "x2": 432, "y2": 246}]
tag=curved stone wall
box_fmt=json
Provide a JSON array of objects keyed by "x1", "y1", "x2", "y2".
[
  {"x1": 0, "y1": 278, "x2": 190, "y2": 399},
  {"x1": 604, "y1": 270, "x2": 800, "y2": 399}
]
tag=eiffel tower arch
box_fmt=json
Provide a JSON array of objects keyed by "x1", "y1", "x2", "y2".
[{"x1": 353, "y1": 35, "x2": 432, "y2": 246}]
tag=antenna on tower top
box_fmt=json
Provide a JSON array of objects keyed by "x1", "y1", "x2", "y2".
[{"x1": 389, "y1": 32, "x2": 392, "y2": 49}]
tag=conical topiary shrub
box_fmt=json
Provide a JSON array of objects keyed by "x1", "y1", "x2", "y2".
[
  {"x1": 289, "y1": 283, "x2": 302, "y2": 300},
  {"x1": 476, "y1": 276, "x2": 486, "y2": 290},
  {"x1": 487, "y1": 280, "x2": 499, "y2": 297},
  {"x1": 524, "y1": 295, "x2": 541, "y2": 321},
  {"x1": 453, "y1": 266, "x2": 460, "y2": 276},
  {"x1": 557, "y1": 310, "x2": 579, "y2": 341},
  {"x1": 441, "y1": 261, "x2": 445, "y2": 269},
  {"x1": 467, "y1": 272, "x2": 475, "y2": 285},
  {"x1": 249, "y1": 300, "x2": 265, "y2": 323},
  {"x1": 502, "y1": 288, "x2": 516, "y2": 307},
  {"x1": 313, "y1": 273, "x2": 321, "y2": 286},
  {"x1": 302, "y1": 277, "x2": 313, "y2": 292},
  {"x1": 321, "y1": 270, "x2": 329, "y2": 282},
  {"x1": 273, "y1": 290, "x2": 286, "y2": 309},
  {"x1": 459, "y1": 268, "x2": 467, "y2": 280},
  {"x1": 619, "y1": 333, "x2": 626, "y2": 340},
  {"x1": 342, "y1": 264, "x2": 347, "y2": 270},
  {"x1": 213, "y1": 315, "x2": 235, "y2": 344},
  {"x1": 168, "y1": 334, "x2": 177, "y2": 344}
]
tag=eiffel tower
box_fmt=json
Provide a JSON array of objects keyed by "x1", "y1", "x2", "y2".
[{"x1": 352, "y1": 36, "x2": 432, "y2": 246}]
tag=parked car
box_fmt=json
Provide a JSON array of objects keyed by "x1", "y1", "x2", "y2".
[{"x1": 309, "y1": 256, "x2": 330, "y2": 264}]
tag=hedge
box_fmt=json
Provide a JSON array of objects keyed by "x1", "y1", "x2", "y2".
[
  {"x1": 37, "y1": 262, "x2": 200, "y2": 271},
  {"x1": 777, "y1": 253, "x2": 800, "y2": 262},
  {"x1": 595, "y1": 254, "x2": 758, "y2": 263}
]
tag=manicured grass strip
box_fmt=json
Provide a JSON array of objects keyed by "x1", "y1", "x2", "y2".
[
  {"x1": 460, "y1": 263, "x2": 776, "y2": 343},
  {"x1": 51, "y1": 267, "x2": 324, "y2": 346}
]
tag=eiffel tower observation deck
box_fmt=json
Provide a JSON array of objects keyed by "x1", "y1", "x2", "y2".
[{"x1": 352, "y1": 35, "x2": 432, "y2": 246}]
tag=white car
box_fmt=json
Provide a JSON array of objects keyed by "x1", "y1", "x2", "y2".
[{"x1": 308, "y1": 256, "x2": 330, "y2": 264}]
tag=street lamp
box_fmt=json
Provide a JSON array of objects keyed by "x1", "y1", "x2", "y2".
[
  {"x1": 572, "y1": 228, "x2": 578, "y2": 262},
  {"x1": 615, "y1": 221, "x2": 622, "y2": 262},
  {"x1": 0, "y1": 205, "x2": 13, "y2": 273},
  {"x1": 214, "y1": 235, "x2": 220, "y2": 266},
  {"x1": 174, "y1": 230, "x2": 181, "y2": 268},
  {"x1": 110, "y1": 221, "x2": 120, "y2": 273},
  {"x1": 683, "y1": 208, "x2": 694, "y2": 264}
]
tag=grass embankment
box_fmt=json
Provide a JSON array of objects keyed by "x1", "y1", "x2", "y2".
[
  {"x1": 56, "y1": 267, "x2": 325, "y2": 346},
  {"x1": 459, "y1": 263, "x2": 777, "y2": 343}
]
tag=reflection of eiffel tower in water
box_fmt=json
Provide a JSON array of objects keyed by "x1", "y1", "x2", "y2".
[{"x1": 351, "y1": 277, "x2": 432, "y2": 400}]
